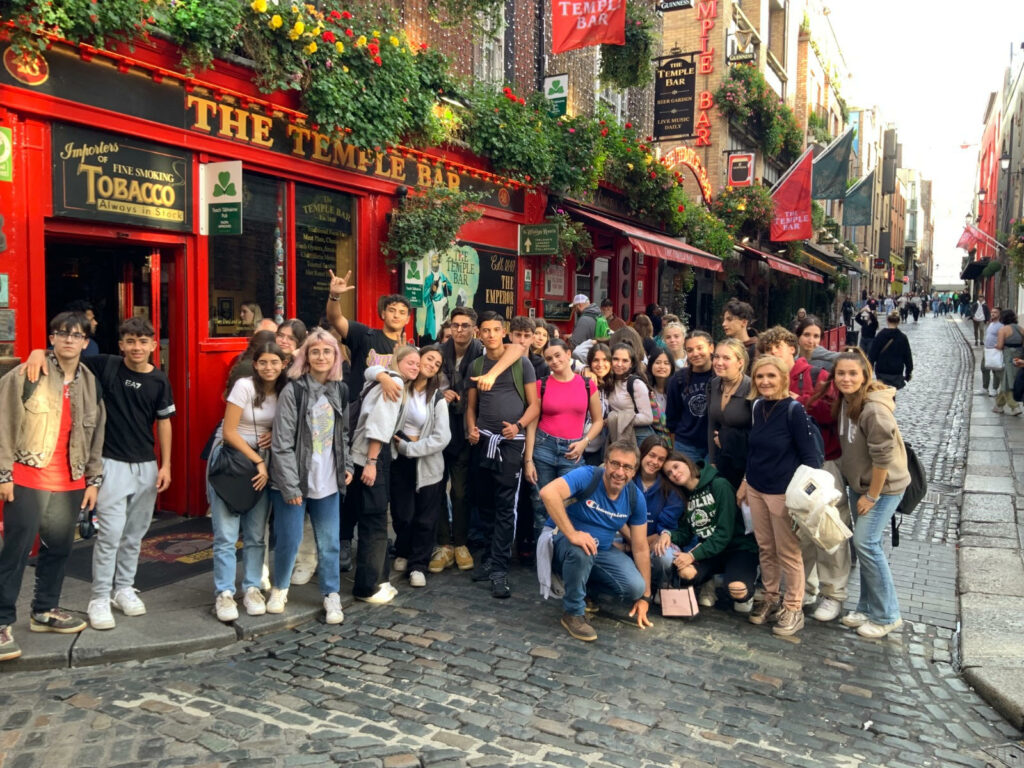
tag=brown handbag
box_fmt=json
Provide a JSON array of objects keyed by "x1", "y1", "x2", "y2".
[{"x1": 659, "y1": 587, "x2": 699, "y2": 617}]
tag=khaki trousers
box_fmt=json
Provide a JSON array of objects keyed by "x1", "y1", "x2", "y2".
[{"x1": 748, "y1": 487, "x2": 804, "y2": 611}]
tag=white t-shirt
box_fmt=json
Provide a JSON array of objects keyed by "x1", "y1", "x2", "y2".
[
  {"x1": 226, "y1": 378, "x2": 278, "y2": 446},
  {"x1": 307, "y1": 393, "x2": 339, "y2": 500},
  {"x1": 402, "y1": 388, "x2": 428, "y2": 439}
]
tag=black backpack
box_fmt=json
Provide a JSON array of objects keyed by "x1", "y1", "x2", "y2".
[
  {"x1": 571, "y1": 466, "x2": 639, "y2": 511},
  {"x1": 891, "y1": 441, "x2": 926, "y2": 547}
]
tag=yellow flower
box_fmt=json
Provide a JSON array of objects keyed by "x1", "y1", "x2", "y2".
[
  {"x1": 291, "y1": 4, "x2": 299, "y2": 12},
  {"x1": 626, "y1": 163, "x2": 634, "y2": 171},
  {"x1": 269, "y1": 14, "x2": 283, "y2": 28},
  {"x1": 335, "y1": 41, "x2": 345, "y2": 53},
  {"x1": 288, "y1": 20, "x2": 305, "y2": 39},
  {"x1": 342, "y1": 65, "x2": 349, "y2": 73},
  {"x1": 250, "y1": 0, "x2": 267, "y2": 12},
  {"x1": 372, "y1": 29, "x2": 380, "y2": 37},
  {"x1": 311, "y1": 25, "x2": 321, "y2": 37},
  {"x1": 305, "y1": 41, "x2": 317, "y2": 54},
  {"x1": 305, "y1": 3, "x2": 315, "y2": 12},
  {"x1": 356, "y1": 34, "x2": 366, "y2": 47},
  {"x1": 389, "y1": 36, "x2": 399, "y2": 47}
]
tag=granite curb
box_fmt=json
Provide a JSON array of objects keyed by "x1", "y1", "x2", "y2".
[{"x1": 956, "y1": 317, "x2": 1024, "y2": 729}]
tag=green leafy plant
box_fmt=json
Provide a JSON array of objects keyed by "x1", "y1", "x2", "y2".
[
  {"x1": 546, "y1": 209, "x2": 594, "y2": 268},
  {"x1": 807, "y1": 111, "x2": 831, "y2": 145},
  {"x1": 708, "y1": 184, "x2": 774, "y2": 238},
  {"x1": 382, "y1": 187, "x2": 483, "y2": 264},
  {"x1": 671, "y1": 202, "x2": 735, "y2": 261},
  {"x1": 461, "y1": 85, "x2": 556, "y2": 186},
  {"x1": 713, "y1": 65, "x2": 805, "y2": 164},
  {"x1": 598, "y1": 3, "x2": 657, "y2": 91},
  {"x1": 425, "y1": 0, "x2": 504, "y2": 38}
]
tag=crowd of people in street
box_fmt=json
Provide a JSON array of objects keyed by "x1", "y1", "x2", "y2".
[{"x1": 0, "y1": 276, "x2": 921, "y2": 660}]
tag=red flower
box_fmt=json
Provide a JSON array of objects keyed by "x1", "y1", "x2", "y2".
[
  {"x1": 650, "y1": 172, "x2": 657, "y2": 179},
  {"x1": 599, "y1": 120, "x2": 606, "y2": 126},
  {"x1": 420, "y1": 42, "x2": 428, "y2": 50},
  {"x1": 677, "y1": 205, "x2": 685, "y2": 212},
  {"x1": 624, "y1": 122, "x2": 632, "y2": 129},
  {"x1": 367, "y1": 42, "x2": 379, "y2": 55},
  {"x1": 517, "y1": 97, "x2": 525, "y2": 104},
  {"x1": 600, "y1": 128, "x2": 608, "y2": 136},
  {"x1": 503, "y1": 87, "x2": 511, "y2": 95},
  {"x1": 322, "y1": 30, "x2": 336, "y2": 42},
  {"x1": 329, "y1": 10, "x2": 341, "y2": 20},
  {"x1": 341, "y1": 10, "x2": 352, "y2": 19},
  {"x1": 374, "y1": 56, "x2": 382, "y2": 66},
  {"x1": 344, "y1": 27, "x2": 353, "y2": 36}
]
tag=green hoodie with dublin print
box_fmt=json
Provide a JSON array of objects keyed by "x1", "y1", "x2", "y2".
[{"x1": 670, "y1": 464, "x2": 758, "y2": 560}]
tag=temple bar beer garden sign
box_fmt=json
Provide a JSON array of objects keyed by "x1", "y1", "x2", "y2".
[
  {"x1": 654, "y1": 54, "x2": 697, "y2": 140},
  {"x1": 51, "y1": 123, "x2": 191, "y2": 231}
]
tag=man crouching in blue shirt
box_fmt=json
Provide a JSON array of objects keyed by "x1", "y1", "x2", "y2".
[{"x1": 539, "y1": 440, "x2": 654, "y2": 642}]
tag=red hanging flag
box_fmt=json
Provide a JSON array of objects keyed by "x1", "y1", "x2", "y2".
[
  {"x1": 770, "y1": 149, "x2": 814, "y2": 242},
  {"x1": 551, "y1": 0, "x2": 626, "y2": 55},
  {"x1": 956, "y1": 227, "x2": 977, "y2": 251}
]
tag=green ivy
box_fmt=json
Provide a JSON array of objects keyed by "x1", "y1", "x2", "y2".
[
  {"x1": 598, "y1": 3, "x2": 657, "y2": 91},
  {"x1": 382, "y1": 187, "x2": 483, "y2": 264},
  {"x1": 713, "y1": 65, "x2": 805, "y2": 164},
  {"x1": 708, "y1": 184, "x2": 774, "y2": 239}
]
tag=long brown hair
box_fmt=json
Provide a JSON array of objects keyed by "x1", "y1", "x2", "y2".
[
  {"x1": 660, "y1": 450, "x2": 699, "y2": 503},
  {"x1": 416, "y1": 344, "x2": 443, "y2": 401},
  {"x1": 827, "y1": 347, "x2": 888, "y2": 421},
  {"x1": 249, "y1": 342, "x2": 288, "y2": 408}
]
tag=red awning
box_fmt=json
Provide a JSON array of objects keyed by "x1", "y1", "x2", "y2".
[
  {"x1": 745, "y1": 247, "x2": 824, "y2": 284},
  {"x1": 564, "y1": 205, "x2": 723, "y2": 272}
]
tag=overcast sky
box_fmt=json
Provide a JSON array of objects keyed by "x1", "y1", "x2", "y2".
[{"x1": 824, "y1": 0, "x2": 1024, "y2": 283}]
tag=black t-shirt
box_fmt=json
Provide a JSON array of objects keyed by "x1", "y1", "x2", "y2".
[
  {"x1": 468, "y1": 354, "x2": 536, "y2": 432},
  {"x1": 345, "y1": 321, "x2": 398, "y2": 402},
  {"x1": 84, "y1": 355, "x2": 175, "y2": 462}
]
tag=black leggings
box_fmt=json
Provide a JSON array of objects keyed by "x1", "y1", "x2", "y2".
[
  {"x1": 390, "y1": 455, "x2": 445, "y2": 573},
  {"x1": 676, "y1": 548, "x2": 759, "y2": 603}
]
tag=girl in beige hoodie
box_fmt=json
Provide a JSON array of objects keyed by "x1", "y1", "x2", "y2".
[{"x1": 831, "y1": 349, "x2": 910, "y2": 639}]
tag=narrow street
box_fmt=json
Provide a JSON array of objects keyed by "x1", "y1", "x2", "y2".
[{"x1": 0, "y1": 315, "x2": 1021, "y2": 768}]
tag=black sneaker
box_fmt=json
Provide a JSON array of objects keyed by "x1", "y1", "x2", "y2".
[
  {"x1": 491, "y1": 576, "x2": 511, "y2": 599},
  {"x1": 471, "y1": 559, "x2": 492, "y2": 582},
  {"x1": 29, "y1": 609, "x2": 87, "y2": 634},
  {"x1": 339, "y1": 540, "x2": 353, "y2": 572},
  {"x1": 0, "y1": 625, "x2": 21, "y2": 661}
]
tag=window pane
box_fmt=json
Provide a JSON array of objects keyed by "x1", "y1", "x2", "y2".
[
  {"x1": 294, "y1": 184, "x2": 357, "y2": 333},
  {"x1": 209, "y1": 173, "x2": 286, "y2": 337}
]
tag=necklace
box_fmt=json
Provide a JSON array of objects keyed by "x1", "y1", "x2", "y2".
[{"x1": 719, "y1": 376, "x2": 740, "y2": 407}]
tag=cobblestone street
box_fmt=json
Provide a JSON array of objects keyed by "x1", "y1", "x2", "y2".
[{"x1": 2, "y1": 316, "x2": 1023, "y2": 768}]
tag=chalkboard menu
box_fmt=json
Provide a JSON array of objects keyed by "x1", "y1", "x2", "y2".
[{"x1": 294, "y1": 184, "x2": 355, "y2": 330}]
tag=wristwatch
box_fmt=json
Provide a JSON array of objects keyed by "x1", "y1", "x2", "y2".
[
  {"x1": 640, "y1": 594, "x2": 654, "y2": 604},
  {"x1": 515, "y1": 420, "x2": 525, "y2": 432}
]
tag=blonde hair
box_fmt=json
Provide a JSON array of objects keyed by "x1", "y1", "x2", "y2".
[
  {"x1": 715, "y1": 337, "x2": 749, "y2": 371},
  {"x1": 747, "y1": 354, "x2": 791, "y2": 400}
]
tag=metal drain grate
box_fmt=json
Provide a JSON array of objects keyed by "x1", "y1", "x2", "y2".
[{"x1": 984, "y1": 742, "x2": 1024, "y2": 767}]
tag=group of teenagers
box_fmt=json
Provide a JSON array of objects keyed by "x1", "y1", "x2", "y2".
[{"x1": 0, "y1": 279, "x2": 911, "y2": 657}]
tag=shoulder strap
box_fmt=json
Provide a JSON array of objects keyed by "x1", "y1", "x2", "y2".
[
  {"x1": 580, "y1": 374, "x2": 591, "y2": 414},
  {"x1": 471, "y1": 355, "x2": 484, "y2": 379},
  {"x1": 626, "y1": 374, "x2": 639, "y2": 414},
  {"x1": 580, "y1": 466, "x2": 604, "y2": 501},
  {"x1": 540, "y1": 375, "x2": 549, "y2": 406},
  {"x1": 511, "y1": 357, "x2": 525, "y2": 405}
]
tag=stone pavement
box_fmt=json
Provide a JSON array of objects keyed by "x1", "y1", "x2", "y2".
[
  {"x1": 953, "y1": 316, "x2": 1024, "y2": 731},
  {"x1": 0, "y1": 313, "x2": 1022, "y2": 767}
]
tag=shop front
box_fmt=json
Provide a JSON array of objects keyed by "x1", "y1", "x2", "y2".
[{"x1": 0, "y1": 38, "x2": 543, "y2": 516}]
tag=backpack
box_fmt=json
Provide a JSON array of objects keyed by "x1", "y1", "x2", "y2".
[
  {"x1": 571, "y1": 466, "x2": 639, "y2": 511},
  {"x1": 471, "y1": 354, "x2": 526, "y2": 404},
  {"x1": 540, "y1": 374, "x2": 592, "y2": 416},
  {"x1": 891, "y1": 441, "x2": 926, "y2": 547},
  {"x1": 625, "y1": 374, "x2": 641, "y2": 414}
]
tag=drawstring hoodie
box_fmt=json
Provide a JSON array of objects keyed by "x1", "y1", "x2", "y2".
[{"x1": 837, "y1": 386, "x2": 910, "y2": 496}]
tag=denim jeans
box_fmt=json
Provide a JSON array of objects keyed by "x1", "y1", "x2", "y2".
[
  {"x1": 553, "y1": 532, "x2": 646, "y2": 616},
  {"x1": 531, "y1": 430, "x2": 584, "y2": 537},
  {"x1": 209, "y1": 477, "x2": 270, "y2": 596},
  {"x1": 673, "y1": 440, "x2": 708, "y2": 465},
  {"x1": 849, "y1": 489, "x2": 903, "y2": 625},
  {"x1": 650, "y1": 544, "x2": 679, "y2": 591},
  {"x1": 270, "y1": 490, "x2": 341, "y2": 594}
]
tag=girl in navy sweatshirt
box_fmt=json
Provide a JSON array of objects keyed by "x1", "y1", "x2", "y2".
[{"x1": 736, "y1": 355, "x2": 823, "y2": 638}]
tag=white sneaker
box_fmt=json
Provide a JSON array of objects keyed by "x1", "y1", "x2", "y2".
[
  {"x1": 802, "y1": 592, "x2": 818, "y2": 608},
  {"x1": 215, "y1": 591, "x2": 238, "y2": 622},
  {"x1": 840, "y1": 611, "x2": 869, "y2": 628},
  {"x1": 409, "y1": 570, "x2": 426, "y2": 588},
  {"x1": 260, "y1": 564, "x2": 271, "y2": 592},
  {"x1": 1009, "y1": 406, "x2": 1023, "y2": 417},
  {"x1": 356, "y1": 583, "x2": 396, "y2": 604},
  {"x1": 112, "y1": 587, "x2": 146, "y2": 616},
  {"x1": 732, "y1": 598, "x2": 754, "y2": 614},
  {"x1": 856, "y1": 617, "x2": 903, "y2": 638},
  {"x1": 266, "y1": 588, "x2": 288, "y2": 614},
  {"x1": 993, "y1": 405, "x2": 1005, "y2": 414},
  {"x1": 813, "y1": 597, "x2": 843, "y2": 622},
  {"x1": 243, "y1": 587, "x2": 266, "y2": 616},
  {"x1": 87, "y1": 599, "x2": 116, "y2": 630},
  {"x1": 323, "y1": 593, "x2": 344, "y2": 624},
  {"x1": 291, "y1": 564, "x2": 315, "y2": 585},
  {"x1": 393, "y1": 557, "x2": 408, "y2": 573},
  {"x1": 698, "y1": 581, "x2": 717, "y2": 607}
]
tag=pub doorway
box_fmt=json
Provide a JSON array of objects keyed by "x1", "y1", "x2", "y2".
[{"x1": 44, "y1": 233, "x2": 188, "y2": 515}]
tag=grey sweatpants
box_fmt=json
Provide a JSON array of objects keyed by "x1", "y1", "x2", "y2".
[{"x1": 91, "y1": 459, "x2": 158, "y2": 601}]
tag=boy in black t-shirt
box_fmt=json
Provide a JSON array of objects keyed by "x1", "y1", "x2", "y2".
[
  {"x1": 326, "y1": 270, "x2": 411, "y2": 569},
  {"x1": 26, "y1": 317, "x2": 174, "y2": 630},
  {"x1": 465, "y1": 313, "x2": 540, "y2": 599}
]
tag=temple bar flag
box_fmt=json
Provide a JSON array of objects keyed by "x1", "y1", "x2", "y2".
[
  {"x1": 552, "y1": 0, "x2": 626, "y2": 54},
  {"x1": 842, "y1": 170, "x2": 874, "y2": 227},
  {"x1": 812, "y1": 128, "x2": 854, "y2": 199},
  {"x1": 770, "y1": 148, "x2": 814, "y2": 242}
]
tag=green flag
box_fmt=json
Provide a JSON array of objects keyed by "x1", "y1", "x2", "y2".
[
  {"x1": 812, "y1": 128, "x2": 854, "y2": 199},
  {"x1": 842, "y1": 170, "x2": 874, "y2": 227}
]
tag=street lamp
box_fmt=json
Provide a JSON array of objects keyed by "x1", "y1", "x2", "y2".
[
  {"x1": 978, "y1": 189, "x2": 987, "y2": 202},
  {"x1": 1001, "y1": 153, "x2": 1012, "y2": 171}
]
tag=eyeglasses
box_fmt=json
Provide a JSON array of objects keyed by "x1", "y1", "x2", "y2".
[
  {"x1": 53, "y1": 330, "x2": 87, "y2": 341},
  {"x1": 450, "y1": 323, "x2": 474, "y2": 330},
  {"x1": 606, "y1": 459, "x2": 637, "y2": 474}
]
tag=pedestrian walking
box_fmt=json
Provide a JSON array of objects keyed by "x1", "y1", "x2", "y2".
[
  {"x1": 869, "y1": 312, "x2": 914, "y2": 391},
  {"x1": 994, "y1": 309, "x2": 1024, "y2": 416}
]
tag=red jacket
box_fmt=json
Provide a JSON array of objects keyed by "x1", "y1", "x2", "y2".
[{"x1": 789, "y1": 357, "x2": 840, "y2": 461}]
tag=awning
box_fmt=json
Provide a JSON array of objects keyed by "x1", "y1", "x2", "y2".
[
  {"x1": 563, "y1": 204, "x2": 723, "y2": 272},
  {"x1": 804, "y1": 253, "x2": 838, "y2": 276},
  {"x1": 961, "y1": 257, "x2": 991, "y2": 281},
  {"x1": 743, "y1": 246, "x2": 825, "y2": 284}
]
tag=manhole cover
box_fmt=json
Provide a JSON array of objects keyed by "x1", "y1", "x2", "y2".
[{"x1": 984, "y1": 742, "x2": 1024, "y2": 767}]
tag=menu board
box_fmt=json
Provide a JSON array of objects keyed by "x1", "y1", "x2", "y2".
[
  {"x1": 294, "y1": 184, "x2": 355, "y2": 330},
  {"x1": 474, "y1": 247, "x2": 518, "y2": 321}
]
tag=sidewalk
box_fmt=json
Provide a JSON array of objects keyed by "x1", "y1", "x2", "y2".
[
  {"x1": 957, "y1": 318, "x2": 1024, "y2": 730},
  {"x1": 0, "y1": 518, "x2": 392, "y2": 673}
]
